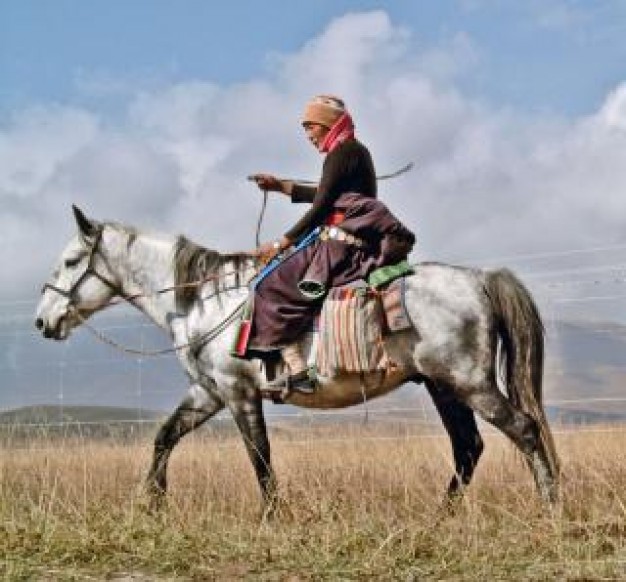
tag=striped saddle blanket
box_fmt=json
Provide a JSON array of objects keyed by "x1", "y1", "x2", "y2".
[{"x1": 316, "y1": 278, "x2": 412, "y2": 377}]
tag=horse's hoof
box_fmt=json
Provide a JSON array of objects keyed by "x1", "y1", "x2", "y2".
[
  {"x1": 439, "y1": 490, "x2": 464, "y2": 516},
  {"x1": 145, "y1": 484, "x2": 167, "y2": 514},
  {"x1": 258, "y1": 493, "x2": 290, "y2": 523}
]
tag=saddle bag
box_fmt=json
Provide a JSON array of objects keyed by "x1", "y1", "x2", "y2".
[{"x1": 317, "y1": 286, "x2": 390, "y2": 377}]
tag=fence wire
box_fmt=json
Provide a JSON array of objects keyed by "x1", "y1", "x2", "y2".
[{"x1": 4, "y1": 248, "x2": 626, "y2": 432}]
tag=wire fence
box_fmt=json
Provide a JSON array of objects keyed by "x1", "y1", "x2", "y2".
[{"x1": 2, "y1": 243, "x2": 626, "y2": 436}]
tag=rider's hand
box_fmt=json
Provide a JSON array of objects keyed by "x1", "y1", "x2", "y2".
[
  {"x1": 253, "y1": 241, "x2": 281, "y2": 264},
  {"x1": 252, "y1": 236, "x2": 292, "y2": 264},
  {"x1": 249, "y1": 174, "x2": 293, "y2": 196}
]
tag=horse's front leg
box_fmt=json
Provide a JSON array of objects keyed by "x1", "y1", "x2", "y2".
[
  {"x1": 225, "y1": 384, "x2": 276, "y2": 515},
  {"x1": 146, "y1": 383, "x2": 224, "y2": 508}
]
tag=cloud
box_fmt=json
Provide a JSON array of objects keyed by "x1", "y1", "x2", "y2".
[
  {"x1": 0, "y1": 106, "x2": 98, "y2": 200},
  {"x1": 2, "y1": 10, "x2": 626, "y2": 309}
]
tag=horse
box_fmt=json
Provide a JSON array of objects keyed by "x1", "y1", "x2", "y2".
[{"x1": 35, "y1": 206, "x2": 559, "y2": 511}]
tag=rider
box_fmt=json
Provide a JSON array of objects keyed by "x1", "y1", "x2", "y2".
[{"x1": 247, "y1": 95, "x2": 415, "y2": 392}]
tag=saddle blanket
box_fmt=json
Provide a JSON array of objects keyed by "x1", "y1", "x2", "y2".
[
  {"x1": 315, "y1": 275, "x2": 413, "y2": 376},
  {"x1": 317, "y1": 286, "x2": 389, "y2": 377}
]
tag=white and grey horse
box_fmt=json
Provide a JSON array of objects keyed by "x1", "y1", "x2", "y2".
[{"x1": 35, "y1": 206, "x2": 559, "y2": 509}]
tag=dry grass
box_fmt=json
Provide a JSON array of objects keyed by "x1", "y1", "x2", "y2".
[{"x1": 1, "y1": 423, "x2": 625, "y2": 581}]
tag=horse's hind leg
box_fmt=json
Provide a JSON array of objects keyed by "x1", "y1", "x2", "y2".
[
  {"x1": 146, "y1": 383, "x2": 224, "y2": 506},
  {"x1": 464, "y1": 387, "x2": 557, "y2": 503},
  {"x1": 425, "y1": 381, "x2": 484, "y2": 502}
]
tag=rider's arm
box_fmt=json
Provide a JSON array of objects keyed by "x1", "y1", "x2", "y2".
[
  {"x1": 290, "y1": 183, "x2": 317, "y2": 203},
  {"x1": 283, "y1": 149, "x2": 346, "y2": 242},
  {"x1": 284, "y1": 140, "x2": 377, "y2": 243}
]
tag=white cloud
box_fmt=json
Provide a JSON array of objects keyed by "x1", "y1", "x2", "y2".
[
  {"x1": 0, "y1": 106, "x2": 99, "y2": 199},
  {"x1": 2, "y1": 10, "x2": 626, "y2": 310}
]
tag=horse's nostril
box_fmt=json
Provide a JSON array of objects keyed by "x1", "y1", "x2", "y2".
[{"x1": 35, "y1": 318, "x2": 44, "y2": 330}]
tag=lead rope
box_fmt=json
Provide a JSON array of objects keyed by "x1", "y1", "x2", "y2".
[
  {"x1": 70, "y1": 298, "x2": 247, "y2": 356},
  {"x1": 256, "y1": 189, "x2": 268, "y2": 248},
  {"x1": 88, "y1": 184, "x2": 264, "y2": 358},
  {"x1": 253, "y1": 189, "x2": 268, "y2": 378}
]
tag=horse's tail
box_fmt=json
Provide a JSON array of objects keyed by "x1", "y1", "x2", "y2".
[{"x1": 485, "y1": 268, "x2": 559, "y2": 478}]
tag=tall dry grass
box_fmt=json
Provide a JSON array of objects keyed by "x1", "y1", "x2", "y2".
[{"x1": 1, "y1": 423, "x2": 625, "y2": 580}]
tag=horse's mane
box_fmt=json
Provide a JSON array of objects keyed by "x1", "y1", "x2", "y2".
[{"x1": 173, "y1": 236, "x2": 251, "y2": 309}]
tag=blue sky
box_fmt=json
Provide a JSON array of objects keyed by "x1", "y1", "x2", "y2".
[
  {"x1": 2, "y1": 1, "x2": 626, "y2": 312},
  {"x1": 2, "y1": 1, "x2": 625, "y2": 117}
]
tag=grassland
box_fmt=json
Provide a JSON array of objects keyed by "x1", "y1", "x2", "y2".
[{"x1": 1, "y1": 423, "x2": 625, "y2": 581}]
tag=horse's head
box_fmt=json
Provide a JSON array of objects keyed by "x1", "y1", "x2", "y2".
[{"x1": 35, "y1": 206, "x2": 120, "y2": 340}]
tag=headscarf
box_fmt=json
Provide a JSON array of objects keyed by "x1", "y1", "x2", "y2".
[
  {"x1": 319, "y1": 112, "x2": 355, "y2": 153},
  {"x1": 301, "y1": 95, "x2": 355, "y2": 153},
  {"x1": 302, "y1": 95, "x2": 345, "y2": 128}
]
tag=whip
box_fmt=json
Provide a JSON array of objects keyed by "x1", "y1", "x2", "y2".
[
  {"x1": 248, "y1": 161, "x2": 415, "y2": 246},
  {"x1": 247, "y1": 161, "x2": 414, "y2": 187},
  {"x1": 283, "y1": 161, "x2": 415, "y2": 186}
]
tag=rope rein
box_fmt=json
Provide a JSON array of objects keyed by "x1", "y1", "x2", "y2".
[
  {"x1": 60, "y1": 247, "x2": 258, "y2": 357},
  {"x1": 71, "y1": 298, "x2": 246, "y2": 356},
  {"x1": 256, "y1": 189, "x2": 268, "y2": 248},
  {"x1": 79, "y1": 262, "x2": 258, "y2": 356},
  {"x1": 103, "y1": 268, "x2": 253, "y2": 308}
]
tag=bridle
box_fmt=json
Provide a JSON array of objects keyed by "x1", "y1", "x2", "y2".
[
  {"x1": 42, "y1": 227, "x2": 124, "y2": 310},
  {"x1": 41, "y1": 226, "x2": 249, "y2": 356}
]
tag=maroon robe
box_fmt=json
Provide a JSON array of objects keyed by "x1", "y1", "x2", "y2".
[{"x1": 247, "y1": 192, "x2": 414, "y2": 354}]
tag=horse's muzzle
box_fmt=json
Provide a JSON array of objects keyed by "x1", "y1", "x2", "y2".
[{"x1": 35, "y1": 317, "x2": 67, "y2": 340}]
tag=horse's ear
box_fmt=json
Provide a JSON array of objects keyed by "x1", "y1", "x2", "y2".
[{"x1": 72, "y1": 204, "x2": 97, "y2": 240}]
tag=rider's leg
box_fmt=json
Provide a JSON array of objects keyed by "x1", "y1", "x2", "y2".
[
  {"x1": 267, "y1": 341, "x2": 316, "y2": 394},
  {"x1": 282, "y1": 342, "x2": 307, "y2": 374}
]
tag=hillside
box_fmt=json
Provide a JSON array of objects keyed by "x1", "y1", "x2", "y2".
[
  {"x1": 0, "y1": 405, "x2": 163, "y2": 425},
  {"x1": 543, "y1": 320, "x2": 626, "y2": 415}
]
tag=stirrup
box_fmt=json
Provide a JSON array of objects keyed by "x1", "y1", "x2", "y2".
[{"x1": 266, "y1": 368, "x2": 317, "y2": 395}]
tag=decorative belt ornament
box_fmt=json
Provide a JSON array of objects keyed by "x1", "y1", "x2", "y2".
[{"x1": 319, "y1": 225, "x2": 366, "y2": 247}]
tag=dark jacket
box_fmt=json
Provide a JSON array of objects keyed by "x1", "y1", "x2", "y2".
[{"x1": 286, "y1": 138, "x2": 377, "y2": 241}]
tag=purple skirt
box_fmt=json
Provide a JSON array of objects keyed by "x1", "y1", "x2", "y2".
[{"x1": 246, "y1": 192, "x2": 414, "y2": 355}]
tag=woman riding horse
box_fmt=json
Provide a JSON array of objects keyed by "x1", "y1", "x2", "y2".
[{"x1": 247, "y1": 95, "x2": 415, "y2": 392}]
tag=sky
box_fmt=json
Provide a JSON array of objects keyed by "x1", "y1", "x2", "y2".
[{"x1": 2, "y1": 0, "x2": 626, "y2": 316}]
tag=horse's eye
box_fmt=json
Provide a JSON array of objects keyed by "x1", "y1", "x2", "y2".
[{"x1": 64, "y1": 257, "x2": 81, "y2": 268}]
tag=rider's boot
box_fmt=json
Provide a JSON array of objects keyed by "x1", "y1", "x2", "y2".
[{"x1": 266, "y1": 342, "x2": 316, "y2": 394}]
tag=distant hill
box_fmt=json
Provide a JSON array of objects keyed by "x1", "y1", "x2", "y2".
[
  {"x1": 546, "y1": 405, "x2": 626, "y2": 425},
  {"x1": 0, "y1": 405, "x2": 164, "y2": 425},
  {"x1": 0, "y1": 404, "x2": 246, "y2": 441},
  {"x1": 0, "y1": 405, "x2": 167, "y2": 442},
  {"x1": 542, "y1": 320, "x2": 626, "y2": 417}
]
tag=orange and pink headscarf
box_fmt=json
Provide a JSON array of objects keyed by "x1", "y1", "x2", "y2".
[{"x1": 301, "y1": 95, "x2": 355, "y2": 153}]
